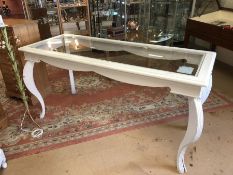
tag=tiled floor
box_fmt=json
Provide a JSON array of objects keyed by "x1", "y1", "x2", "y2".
[{"x1": 1, "y1": 61, "x2": 233, "y2": 175}]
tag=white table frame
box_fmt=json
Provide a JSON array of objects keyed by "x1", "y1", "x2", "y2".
[
  {"x1": 19, "y1": 34, "x2": 216, "y2": 174},
  {"x1": 0, "y1": 148, "x2": 7, "y2": 168}
]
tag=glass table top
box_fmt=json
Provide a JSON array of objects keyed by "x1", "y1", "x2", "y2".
[{"x1": 29, "y1": 34, "x2": 205, "y2": 77}]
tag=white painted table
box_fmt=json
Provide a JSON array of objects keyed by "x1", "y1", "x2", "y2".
[
  {"x1": 0, "y1": 148, "x2": 7, "y2": 168},
  {"x1": 19, "y1": 34, "x2": 216, "y2": 173}
]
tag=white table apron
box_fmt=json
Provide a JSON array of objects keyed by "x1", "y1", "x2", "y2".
[
  {"x1": 0, "y1": 148, "x2": 7, "y2": 168},
  {"x1": 22, "y1": 53, "x2": 212, "y2": 174}
]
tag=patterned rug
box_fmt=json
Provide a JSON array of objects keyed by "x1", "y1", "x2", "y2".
[{"x1": 0, "y1": 66, "x2": 232, "y2": 160}]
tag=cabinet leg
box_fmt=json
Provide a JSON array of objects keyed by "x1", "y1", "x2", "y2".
[
  {"x1": 184, "y1": 32, "x2": 190, "y2": 48},
  {"x1": 210, "y1": 43, "x2": 216, "y2": 51},
  {"x1": 23, "y1": 61, "x2": 45, "y2": 119},
  {"x1": 177, "y1": 97, "x2": 203, "y2": 173}
]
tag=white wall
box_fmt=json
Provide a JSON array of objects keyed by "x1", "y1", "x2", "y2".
[
  {"x1": 220, "y1": 0, "x2": 233, "y2": 8},
  {"x1": 216, "y1": 47, "x2": 233, "y2": 66},
  {"x1": 217, "y1": 0, "x2": 233, "y2": 66},
  {"x1": 195, "y1": 39, "x2": 233, "y2": 66}
]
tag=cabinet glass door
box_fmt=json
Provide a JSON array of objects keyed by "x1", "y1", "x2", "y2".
[
  {"x1": 89, "y1": 0, "x2": 192, "y2": 46},
  {"x1": 89, "y1": 0, "x2": 125, "y2": 39},
  {"x1": 126, "y1": 0, "x2": 192, "y2": 45}
]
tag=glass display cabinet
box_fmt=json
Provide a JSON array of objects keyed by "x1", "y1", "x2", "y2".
[
  {"x1": 125, "y1": 0, "x2": 147, "y2": 42},
  {"x1": 126, "y1": 0, "x2": 192, "y2": 44},
  {"x1": 89, "y1": 0, "x2": 125, "y2": 39},
  {"x1": 89, "y1": 0, "x2": 193, "y2": 45},
  {"x1": 55, "y1": 0, "x2": 91, "y2": 35},
  {"x1": 21, "y1": 0, "x2": 90, "y2": 36}
]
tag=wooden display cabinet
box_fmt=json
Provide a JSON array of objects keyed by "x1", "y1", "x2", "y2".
[
  {"x1": 30, "y1": 7, "x2": 52, "y2": 40},
  {"x1": 55, "y1": 0, "x2": 91, "y2": 35}
]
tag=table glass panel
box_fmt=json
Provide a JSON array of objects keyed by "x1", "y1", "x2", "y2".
[{"x1": 32, "y1": 35, "x2": 204, "y2": 76}]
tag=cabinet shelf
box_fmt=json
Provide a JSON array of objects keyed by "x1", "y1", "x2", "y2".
[
  {"x1": 89, "y1": 0, "x2": 192, "y2": 44},
  {"x1": 59, "y1": 4, "x2": 87, "y2": 9},
  {"x1": 55, "y1": 0, "x2": 90, "y2": 35}
]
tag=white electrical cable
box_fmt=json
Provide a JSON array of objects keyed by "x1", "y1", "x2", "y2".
[{"x1": 20, "y1": 110, "x2": 44, "y2": 138}]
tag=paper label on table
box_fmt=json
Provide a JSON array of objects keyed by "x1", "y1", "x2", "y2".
[{"x1": 177, "y1": 66, "x2": 194, "y2": 75}]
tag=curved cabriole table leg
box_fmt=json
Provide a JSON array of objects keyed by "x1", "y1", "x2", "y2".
[
  {"x1": 0, "y1": 148, "x2": 7, "y2": 168},
  {"x1": 23, "y1": 60, "x2": 45, "y2": 119},
  {"x1": 177, "y1": 75, "x2": 212, "y2": 173},
  {"x1": 177, "y1": 97, "x2": 203, "y2": 173}
]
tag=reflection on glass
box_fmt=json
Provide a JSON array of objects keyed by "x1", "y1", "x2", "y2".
[
  {"x1": 35, "y1": 35, "x2": 203, "y2": 76},
  {"x1": 89, "y1": 0, "x2": 193, "y2": 45}
]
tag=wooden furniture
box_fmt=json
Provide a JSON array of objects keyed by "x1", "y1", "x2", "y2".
[
  {"x1": 0, "y1": 19, "x2": 50, "y2": 104},
  {"x1": 30, "y1": 8, "x2": 52, "y2": 40},
  {"x1": 55, "y1": 0, "x2": 90, "y2": 35},
  {"x1": 19, "y1": 34, "x2": 216, "y2": 173},
  {"x1": 0, "y1": 102, "x2": 7, "y2": 131},
  {"x1": 184, "y1": 10, "x2": 233, "y2": 51}
]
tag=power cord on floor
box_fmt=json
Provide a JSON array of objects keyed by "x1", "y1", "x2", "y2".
[{"x1": 20, "y1": 109, "x2": 44, "y2": 138}]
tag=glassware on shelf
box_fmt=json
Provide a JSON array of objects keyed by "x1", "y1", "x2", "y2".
[
  {"x1": 53, "y1": 0, "x2": 90, "y2": 35},
  {"x1": 89, "y1": 0, "x2": 125, "y2": 39},
  {"x1": 89, "y1": 0, "x2": 193, "y2": 45}
]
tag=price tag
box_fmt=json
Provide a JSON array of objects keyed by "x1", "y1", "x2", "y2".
[{"x1": 177, "y1": 66, "x2": 194, "y2": 75}]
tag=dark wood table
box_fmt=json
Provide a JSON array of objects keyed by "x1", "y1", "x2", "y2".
[{"x1": 184, "y1": 10, "x2": 233, "y2": 51}]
